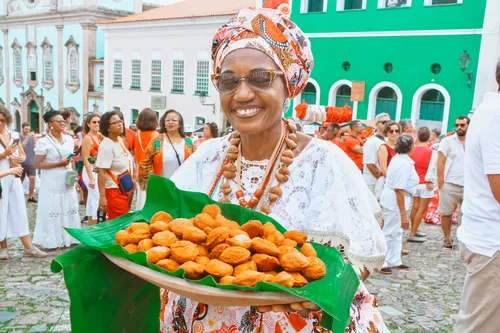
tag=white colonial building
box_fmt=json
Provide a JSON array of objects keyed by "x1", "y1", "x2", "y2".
[{"x1": 99, "y1": 0, "x2": 254, "y2": 130}]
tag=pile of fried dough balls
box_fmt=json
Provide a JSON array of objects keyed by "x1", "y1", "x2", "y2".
[{"x1": 115, "y1": 205, "x2": 326, "y2": 288}]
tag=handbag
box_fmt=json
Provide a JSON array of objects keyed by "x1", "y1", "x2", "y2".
[{"x1": 105, "y1": 137, "x2": 136, "y2": 195}]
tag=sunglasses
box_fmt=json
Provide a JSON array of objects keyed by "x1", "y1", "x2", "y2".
[
  {"x1": 52, "y1": 120, "x2": 66, "y2": 124},
  {"x1": 91, "y1": 120, "x2": 100, "y2": 124},
  {"x1": 455, "y1": 123, "x2": 467, "y2": 128},
  {"x1": 389, "y1": 129, "x2": 400, "y2": 134},
  {"x1": 212, "y1": 70, "x2": 284, "y2": 94}
]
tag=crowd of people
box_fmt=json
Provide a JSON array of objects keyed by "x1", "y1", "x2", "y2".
[{"x1": 0, "y1": 106, "x2": 219, "y2": 258}]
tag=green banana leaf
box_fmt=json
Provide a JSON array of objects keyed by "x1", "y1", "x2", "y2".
[{"x1": 52, "y1": 175, "x2": 359, "y2": 332}]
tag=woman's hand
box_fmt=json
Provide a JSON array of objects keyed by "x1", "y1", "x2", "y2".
[
  {"x1": 59, "y1": 158, "x2": 72, "y2": 167},
  {"x1": 99, "y1": 196, "x2": 107, "y2": 212},
  {"x1": 88, "y1": 179, "x2": 95, "y2": 189},
  {"x1": 2, "y1": 143, "x2": 18, "y2": 157},
  {"x1": 258, "y1": 301, "x2": 320, "y2": 317},
  {"x1": 426, "y1": 182, "x2": 434, "y2": 190},
  {"x1": 8, "y1": 166, "x2": 23, "y2": 177},
  {"x1": 401, "y1": 214, "x2": 410, "y2": 230},
  {"x1": 10, "y1": 155, "x2": 25, "y2": 164}
]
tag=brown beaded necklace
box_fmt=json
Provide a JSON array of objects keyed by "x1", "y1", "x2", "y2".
[{"x1": 208, "y1": 118, "x2": 298, "y2": 215}]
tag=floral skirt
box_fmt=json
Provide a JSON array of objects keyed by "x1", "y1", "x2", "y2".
[
  {"x1": 159, "y1": 282, "x2": 389, "y2": 333},
  {"x1": 424, "y1": 187, "x2": 459, "y2": 225}
]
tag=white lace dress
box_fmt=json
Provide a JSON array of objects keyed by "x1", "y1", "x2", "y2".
[
  {"x1": 32, "y1": 136, "x2": 80, "y2": 249},
  {"x1": 159, "y1": 137, "x2": 389, "y2": 333}
]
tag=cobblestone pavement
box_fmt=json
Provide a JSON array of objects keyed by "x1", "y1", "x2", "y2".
[{"x1": 1, "y1": 200, "x2": 464, "y2": 333}]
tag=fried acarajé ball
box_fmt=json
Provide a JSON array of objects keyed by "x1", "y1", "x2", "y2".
[
  {"x1": 226, "y1": 234, "x2": 252, "y2": 249},
  {"x1": 197, "y1": 244, "x2": 209, "y2": 257},
  {"x1": 180, "y1": 261, "x2": 205, "y2": 279},
  {"x1": 124, "y1": 244, "x2": 139, "y2": 254},
  {"x1": 219, "y1": 246, "x2": 251, "y2": 265},
  {"x1": 206, "y1": 227, "x2": 230, "y2": 249},
  {"x1": 127, "y1": 229, "x2": 151, "y2": 244},
  {"x1": 126, "y1": 222, "x2": 150, "y2": 233},
  {"x1": 157, "y1": 259, "x2": 180, "y2": 272},
  {"x1": 169, "y1": 218, "x2": 194, "y2": 237},
  {"x1": 116, "y1": 230, "x2": 129, "y2": 246},
  {"x1": 152, "y1": 231, "x2": 178, "y2": 247},
  {"x1": 170, "y1": 241, "x2": 199, "y2": 264},
  {"x1": 138, "y1": 238, "x2": 154, "y2": 252},
  {"x1": 233, "y1": 271, "x2": 266, "y2": 287},
  {"x1": 280, "y1": 239, "x2": 298, "y2": 248},
  {"x1": 195, "y1": 256, "x2": 211, "y2": 267},
  {"x1": 271, "y1": 271, "x2": 295, "y2": 288},
  {"x1": 252, "y1": 254, "x2": 280, "y2": 272},
  {"x1": 300, "y1": 243, "x2": 317, "y2": 257},
  {"x1": 150, "y1": 221, "x2": 170, "y2": 234},
  {"x1": 284, "y1": 231, "x2": 308, "y2": 246},
  {"x1": 209, "y1": 243, "x2": 231, "y2": 260},
  {"x1": 146, "y1": 246, "x2": 170, "y2": 264},
  {"x1": 280, "y1": 252, "x2": 310, "y2": 272},
  {"x1": 241, "y1": 220, "x2": 263, "y2": 238},
  {"x1": 150, "y1": 211, "x2": 173, "y2": 224},
  {"x1": 219, "y1": 276, "x2": 236, "y2": 285},
  {"x1": 302, "y1": 257, "x2": 326, "y2": 280},
  {"x1": 228, "y1": 229, "x2": 250, "y2": 238},
  {"x1": 205, "y1": 259, "x2": 233, "y2": 277},
  {"x1": 288, "y1": 272, "x2": 309, "y2": 287},
  {"x1": 279, "y1": 245, "x2": 298, "y2": 256},
  {"x1": 218, "y1": 218, "x2": 241, "y2": 230},
  {"x1": 193, "y1": 213, "x2": 219, "y2": 230},
  {"x1": 264, "y1": 274, "x2": 274, "y2": 282},
  {"x1": 262, "y1": 222, "x2": 277, "y2": 238},
  {"x1": 202, "y1": 204, "x2": 222, "y2": 219},
  {"x1": 234, "y1": 260, "x2": 258, "y2": 276},
  {"x1": 265, "y1": 271, "x2": 278, "y2": 277},
  {"x1": 251, "y1": 237, "x2": 280, "y2": 257},
  {"x1": 182, "y1": 227, "x2": 207, "y2": 244},
  {"x1": 264, "y1": 230, "x2": 285, "y2": 246}
]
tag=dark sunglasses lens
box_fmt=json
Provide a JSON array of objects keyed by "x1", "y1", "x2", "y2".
[
  {"x1": 455, "y1": 124, "x2": 465, "y2": 128},
  {"x1": 218, "y1": 74, "x2": 239, "y2": 92},
  {"x1": 248, "y1": 71, "x2": 273, "y2": 90}
]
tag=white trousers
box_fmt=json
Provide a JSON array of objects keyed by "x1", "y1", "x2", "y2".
[
  {"x1": 82, "y1": 167, "x2": 99, "y2": 220},
  {"x1": 136, "y1": 189, "x2": 146, "y2": 211},
  {"x1": 382, "y1": 208, "x2": 403, "y2": 267}
]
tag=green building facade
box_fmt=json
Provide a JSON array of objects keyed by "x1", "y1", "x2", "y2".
[{"x1": 285, "y1": 0, "x2": 500, "y2": 133}]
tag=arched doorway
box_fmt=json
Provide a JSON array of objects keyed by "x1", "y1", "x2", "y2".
[
  {"x1": 411, "y1": 83, "x2": 450, "y2": 134},
  {"x1": 29, "y1": 101, "x2": 40, "y2": 133},
  {"x1": 301, "y1": 83, "x2": 317, "y2": 105},
  {"x1": 375, "y1": 87, "x2": 398, "y2": 120},
  {"x1": 418, "y1": 89, "x2": 445, "y2": 130},
  {"x1": 15, "y1": 111, "x2": 21, "y2": 133},
  {"x1": 335, "y1": 85, "x2": 353, "y2": 108}
]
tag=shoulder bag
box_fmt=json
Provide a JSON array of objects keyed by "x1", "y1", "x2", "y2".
[
  {"x1": 47, "y1": 135, "x2": 77, "y2": 187},
  {"x1": 105, "y1": 137, "x2": 136, "y2": 194}
]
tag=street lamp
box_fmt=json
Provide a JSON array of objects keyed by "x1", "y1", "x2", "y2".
[
  {"x1": 199, "y1": 91, "x2": 215, "y2": 114},
  {"x1": 458, "y1": 50, "x2": 473, "y2": 88}
]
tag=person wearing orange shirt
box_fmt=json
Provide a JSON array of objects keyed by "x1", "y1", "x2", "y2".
[
  {"x1": 333, "y1": 130, "x2": 349, "y2": 154},
  {"x1": 320, "y1": 122, "x2": 340, "y2": 141},
  {"x1": 344, "y1": 120, "x2": 365, "y2": 172}
]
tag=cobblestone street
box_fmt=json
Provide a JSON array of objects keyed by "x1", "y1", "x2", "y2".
[{"x1": 0, "y1": 201, "x2": 465, "y2": 333}]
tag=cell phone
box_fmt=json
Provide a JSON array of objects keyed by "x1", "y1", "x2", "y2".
[
  {"x1": 97, "y1": 209, "x2": 107, "y2": 223},
  {"x1": 67, "y1": 153, "x2": 76, "y2": 159},
  {"x1": 11, "y1": 139, "x2": 20, "y2": 145},
  {"x1": 154, "y1": 140, "x2": 161, "y2": 150}
]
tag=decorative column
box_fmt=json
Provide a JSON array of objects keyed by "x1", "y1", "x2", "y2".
[
  {"x1": 56, "y1": 25, "x2": 64, "y2": 109},
  {"x1": 81, "y1": 23, "x2": 97, "y2": 115},
  {"x1": 2, "y1": 29, "x2": 10, "y2": 108}
]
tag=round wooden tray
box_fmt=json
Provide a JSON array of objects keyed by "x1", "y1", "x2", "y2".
[{"x1": 104, "y1": 253, "x2": 306, "y2": 306}]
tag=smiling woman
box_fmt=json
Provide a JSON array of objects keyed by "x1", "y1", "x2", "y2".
[{"x1": 158, "y1": 0, "x2": 389, "y2": 332}]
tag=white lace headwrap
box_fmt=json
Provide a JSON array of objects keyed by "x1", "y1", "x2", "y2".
[{"x1": 171, "y1": 137, "x2": 387, "y2": 272}]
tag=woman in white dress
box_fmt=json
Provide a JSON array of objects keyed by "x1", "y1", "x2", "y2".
[
  {"x1": 33, "y1": 110, "x2": 81, "y2": 249},
  {"x1": 158, "y1": 2, "x2": 389, "y2": 332},
  {"x1": 379, "y1": 134, "x2": 419, "y2": 275},
  {"x1": 0, "y1": 105, "x2": 47, "y2": 260},
  {"x1": 81, "y1": 113, "x2": 102, "y2": 226}
]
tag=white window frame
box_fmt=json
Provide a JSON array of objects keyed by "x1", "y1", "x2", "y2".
[
  {"x1": 336, "y1": 0, "x2": 366, "y2": 11},
  {"x1": 150, "y1": 59, "x2": 162, "y2": 92},
  {"x1": 99, "y1": 69, "x2": 104, "y2": 88},
  {"x1": 171, "y1": 59, "x2": 184, "y2": 93},
  {"x1": 11, "y1": 39, "x2": 23, "y2": 87},
  {"x1": 424, "y1": 0, "x2": 461, "y2": 5},
  {"x1": 65, "y1": 35, "x2": 80, "y2": 92},
  {"x1": 195, "y1": 60, "x2": 210, "y2": 95},
  {"x1": 300, "y1": 0, "x2": 328, "y2": 13},
  {"x1": 41, "y1": 38, "x2": 54, "y2": 90},
  {"x1": 113, "y1": 59, "x2": 123, "y2": 88},
  {"x1": 378, "y1": 0, "x2": 412, "y2": 8},
  {"x1": 131, "y1": 59, "x2": 141, "y2": 90},
  {"x1": 26, "y1": 42, "x2": 37, "y2": 86}
]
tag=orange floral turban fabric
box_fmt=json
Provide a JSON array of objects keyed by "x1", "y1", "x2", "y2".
[{"x1": 211, "y1": 0, "x2": 314, "y2": 99}]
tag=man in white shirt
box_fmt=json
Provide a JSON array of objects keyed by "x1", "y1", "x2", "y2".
[
  {"x1": 363, "y1": 113, "x2": 390, "y2": 194},
  {"x1": 454, "y1": 60, "x2": 500, "y2": 333},
  {"x1": 437, "y1": 115, "x2": 468, "y2": 248}
]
